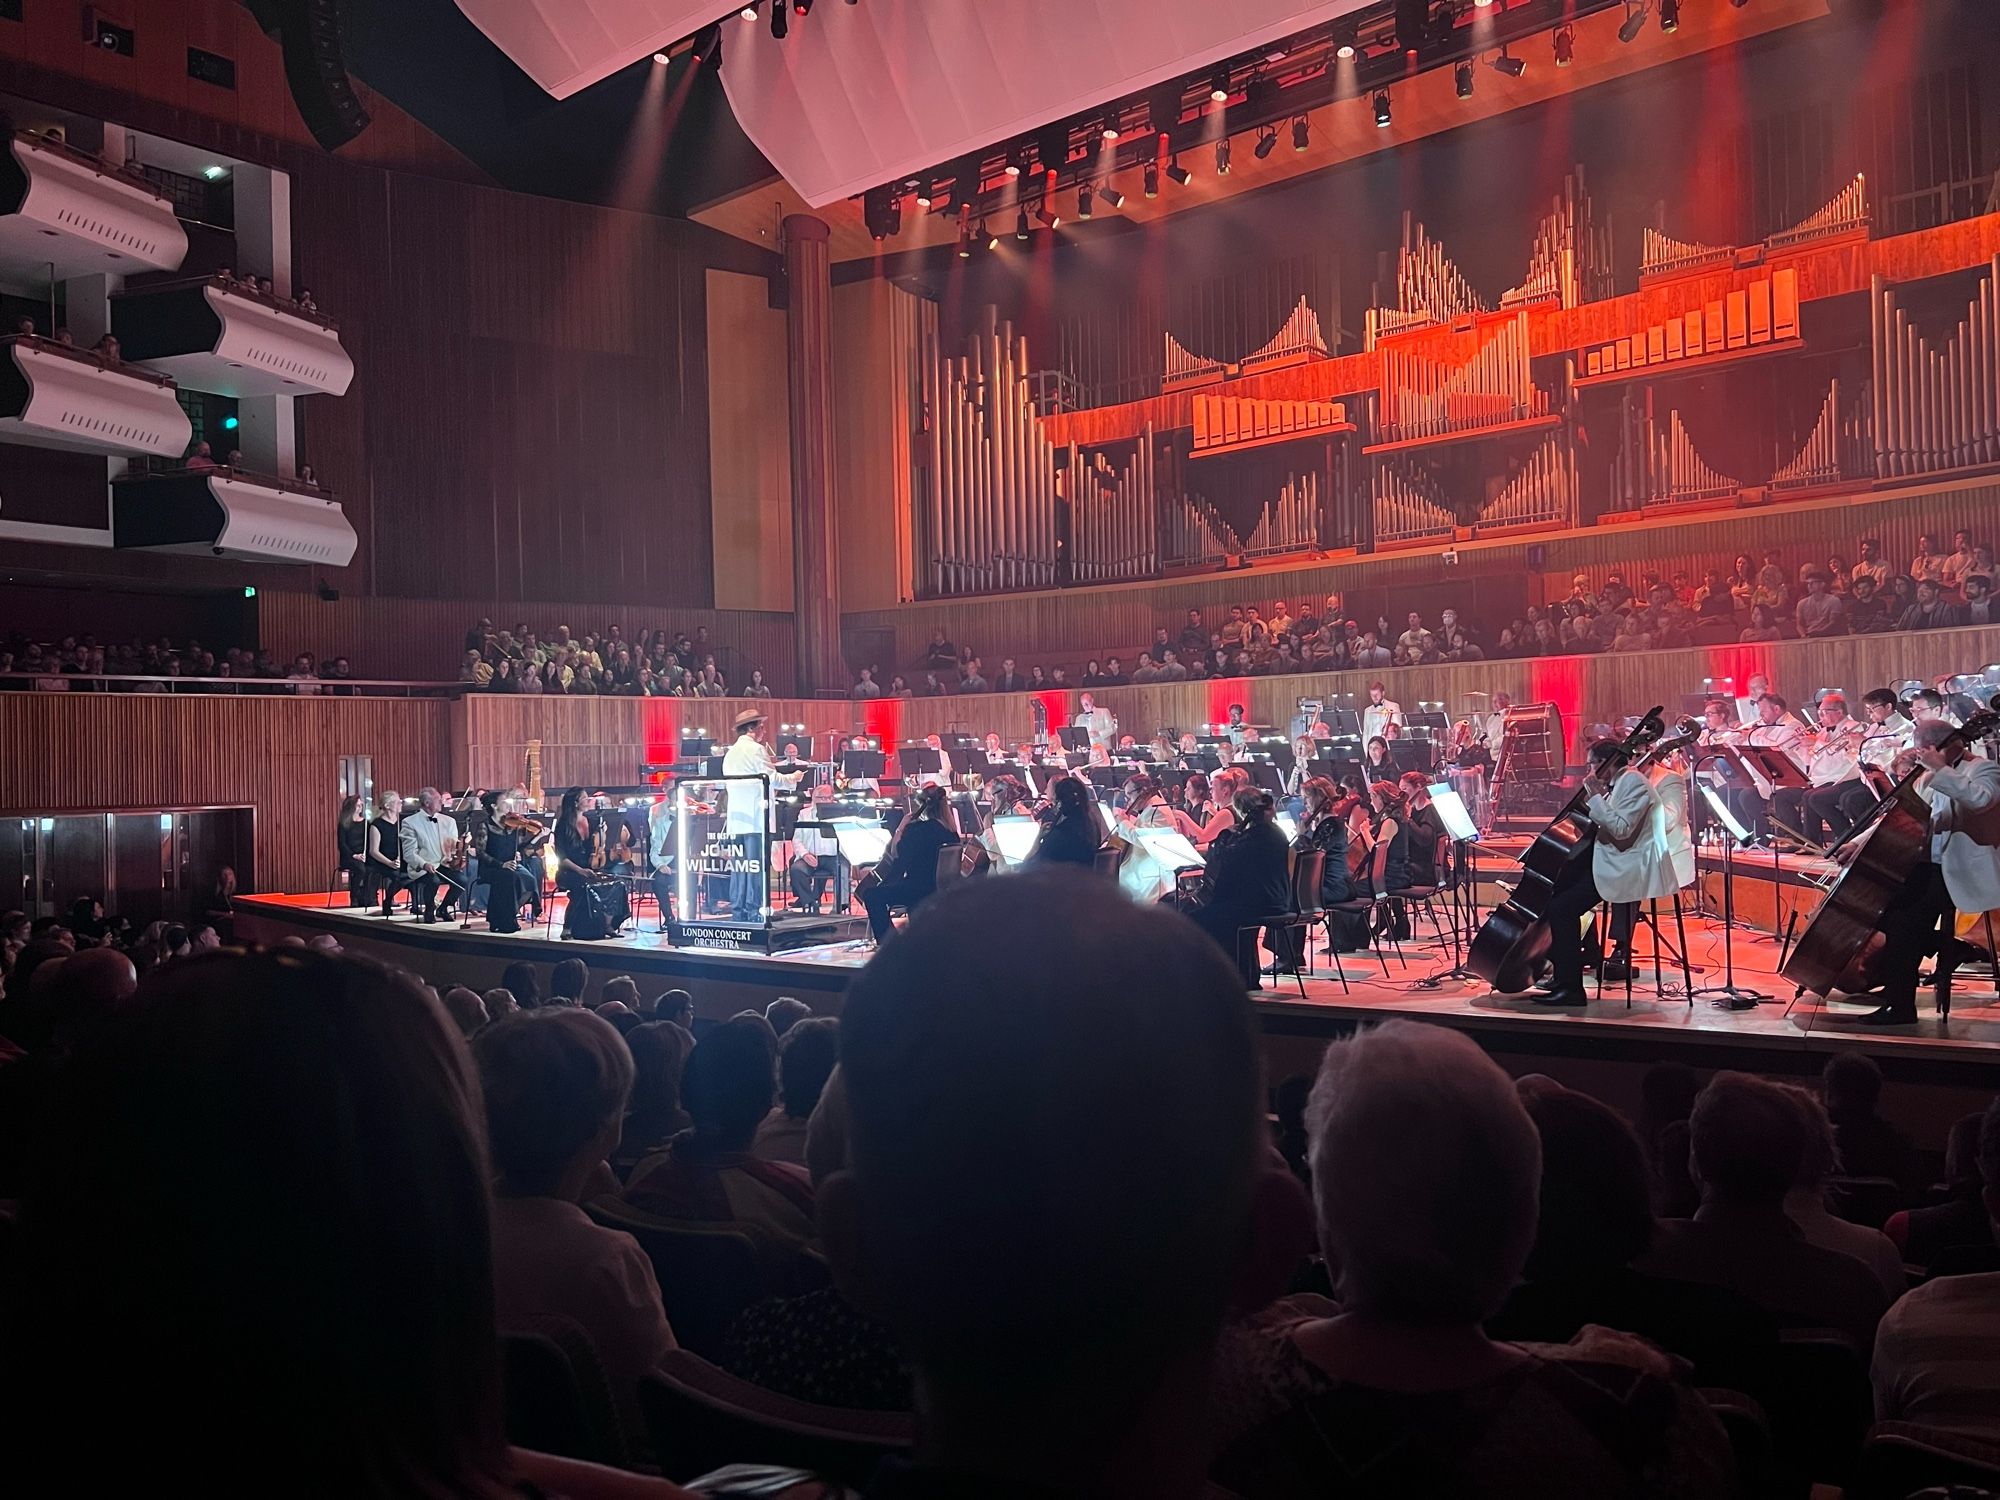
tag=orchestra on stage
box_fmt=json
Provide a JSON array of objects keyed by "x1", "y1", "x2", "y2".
[{"x1": 332, "y1": 670, "x2": 2000, "y2": 1024}]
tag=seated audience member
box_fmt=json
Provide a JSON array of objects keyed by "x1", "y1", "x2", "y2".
[
  {"x1": 754, "y1": 1016, "x2": 840, "y2": 1167},
  {"x1": 1212, "y1": 1022, "x2": 1730, "y2": 1499},
  {"x1": 1885, "y1": 1112, "x2": 1996, "y2": 1267},
  {"x1": 1872, "y1": 1098, "x2": 2000, "y2": 1438},
  {"x1": 764, "y1": 995, "x2": 811, "y2": 1037},
  {"x1": 501, "y1": 958, "x2": 543, "y2": 1010},
  {"x1": 2, "y1": 948, "x2": 701, "y2": 1496},
  {"x1": 1778, "y1": 1083, "x2": 1906, "y2": 1300},
  {"x1": 1823, "y1": 1050, "x2": 1913, "y2": 1189},
  {"x1": 551, "y1": 955, "x2": 589, "y2": 1007},
  {"x1": 483, "y1": 986, "x2": 519, "y2": 1020},
  {"x1": 475, "y1": 1010, "x2": 676, "y2": 1434},
  {"x1": 614, "y1": 1019, "x2": 694, "y2": 1177},
  {"x1": 619, "y1": 1016, "x2": 815, "y2": 1260},
  {"x1": 1637, "y1": 1072, "x2": 1890, "y2": 1351},
  {"x1": 1486, "y1": 1083, "x2": 1779, "y2": 1388},
  {"x1": 657, "y1": 988, "x2": 697, "y2": 1032},
  {"x1": 443, "y1": 985, "x2": 488, "y2": 1038},
  {"x1": 1638, "y1": 1062, "x2": 1702, "y2": 1219},
  {"x1": 822, "y1": 872, "x2": 1304, "y2": 1499}
]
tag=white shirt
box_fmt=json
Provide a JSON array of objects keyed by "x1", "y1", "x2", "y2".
[
  {"x1": 1859, "y1": 714, "x2": 1914, "y2": 772},
  {"x1": 1926, "y1": 758, "x2": 2000, "y2": 914},
  {"x1": 1073, "y1": 706, "x2": 1117, "y2": 749},
  {"x1": 1362, "y1": 700, "x2": 1404, "y2": 743},
  {"x1": 792, "y1": 808, "x2": 840, "y2": 859},
  {"x1": 1585, "y1": 768, "x2": 1663, "y2": 904},
  {"x1": 648, "y1": 799, "x2": 675, "y2": 864},
  {"x1": 1805, "y1": 718, "x2": 1865, "y2": 787},
  {"x1": 1481, "y1": 710, "x2": 1509, "y2": 749},
  {"x1": 397, "y1": 810, "x2": 454, "y2": 875},
  {"x1": 722, "y1": 734, "x2": 799, "y2": 836}
]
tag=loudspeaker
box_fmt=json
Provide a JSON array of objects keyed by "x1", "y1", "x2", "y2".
[{"x1": 270, "y1": 0, "x2": 371, "y2": 152}]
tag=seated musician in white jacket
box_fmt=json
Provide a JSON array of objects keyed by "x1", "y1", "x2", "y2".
[
  {"x1": 1859, "y1": 718, "x2": 2000, "y2": 1026},
  {"x1": 1532, "y1": 740, "x2": 1662, "y2": 1006}
]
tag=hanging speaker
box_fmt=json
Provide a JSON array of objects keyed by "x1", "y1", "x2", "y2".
[{"x1": 267, "y1": 0, "x2": 371, "y2": 152}]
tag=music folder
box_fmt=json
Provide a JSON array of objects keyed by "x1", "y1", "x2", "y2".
[{"x1": 828, "y1": 820, "x2": 892, "y2": 868}]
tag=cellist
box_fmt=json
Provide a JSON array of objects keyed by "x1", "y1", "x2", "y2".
[
  {"x1": 1861, "y1": 719, "x2": 2000, "y2": 1025},
  {"x1": 1533, "y1": 739, "x2": 1662, "y2": 1007}
]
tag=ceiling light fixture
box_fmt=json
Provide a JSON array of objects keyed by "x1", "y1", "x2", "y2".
[
  {"x1": 1373, "y1": 89, "x2": 1393, "y2": 128},
  {"x1": 1291, "y1": 115, "x2": 1310, "y2": 152},
  {"x1": 1165, "y1": 157, "x2": 1193, "y2": 186},
  {"x1": 1016, "y1": 207, "x2": 1031, "y2": 241},
  {"x1": 1078, "y1": 181, "x2": 1094, "y2": 219},
  {"x1": 739, "y1": 3, "x2": 756, "y2": 18},
  {"x1": 1553, "y1": 24, "x2": 1575, "y2": 64},
  {"x1": 1659, "y1": 0, "x2": 1680, "y2": 30},
  {"x1": 1618, "y1": 2, "x2": 1648, "y2": 43},
  {"x1": 1005, "y1": 147, "x2": 1024, "y2": 179},
  {"x1": 652, "y1": 50, "x2": 670, "y2": 63},
  {"x1": 1490, "y1": 47, "x2": 1526, "y2": 76},
  {"x1": 1209, "y1": 63, "x2": 1230, "y2": 104},
  {"x1": 1101, "y1": 116, "x2": 1120, "y2": 142},
  {"x1": 1455, "y1": 60, "x2": 1474, "y2": 97},
  {"x1": 1214, "y1": 137, "x2": 1231, "y2": 175},
  {"x1": 1253, "y1": 125, "x2": 1278, "y2": 160},
  {"x1": 1099, "y1": 182, "x2": 1126, "y2": 210},
  {"x1": 979, "y1": 218, "x2": 998, "y2": 250},
  {"x1": 957, "y1": 223, "x2": 972, "y2": 258},
  {"x1": 770, "y1": 1, "x2": 787, "y2": 37},
  {"x1": 1144, "y1": 159, "x2": 1160, "y2": 198}
]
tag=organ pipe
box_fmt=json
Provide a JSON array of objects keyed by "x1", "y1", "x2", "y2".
[{"x1": 1872, "y1": 256, "x2": 2000, "y2": 479}]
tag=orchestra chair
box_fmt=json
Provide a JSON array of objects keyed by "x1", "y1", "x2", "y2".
[
  {"x1": 1092, "y1": 846, "x2": 1124, "y2": 882},
  {"x1": 934, "y1": 844, "x2": 964, "y2": 890},
  {"x1": 500, "y1": 1315, "x2": 638, "y2": 1470},
  {"x1": 1272, "y1": 849, "x2": 1345, "y2": 996},
  {"x1": 639, "y1": 1351, "x2": 913, "y2": 1487},
  {"x1": 1233, "y1": 849, "x2": 1320, "y2": 1002},
  {"x1": 1850, "y1": 1423, "x2": 2000, "y2": 1500},
  {"x1": 1386, "y1": 833, "x2": 1453, "y2": 946},
  {"x1": 1595, "y1": 892, "x2": 1694, "y2": 1008},
  {"x1": 1323, "y1": 886, "x2": 1398, "y2": 979}
]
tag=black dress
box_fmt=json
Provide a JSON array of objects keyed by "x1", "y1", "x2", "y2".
[
  {"x1": 338, "y1": 819, "x2": 370, "y2": 906},
  {"x1": 555, "y1": 817, "x2": 629, "y2": 939},
  {"x1": 1405, "y1": 805, "x2": 1446, "y2": 887},
  {"x1": 367, "y1": 815, "x2": 403, "y2": 911},
  {"x1": 1299, "y1": 815, "x2": 1353, "y2": 907},
  {"x1": 478, "y1": 817, "x2": 540, "y2": 933}
]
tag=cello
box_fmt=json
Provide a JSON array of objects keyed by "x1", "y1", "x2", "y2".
[
  {"x1": 1468, "y1": 708, "x2": 1667, "y2": 993},
  {"x1": 1782, "y1": 709, "x2": 2000, "y2": 998}
]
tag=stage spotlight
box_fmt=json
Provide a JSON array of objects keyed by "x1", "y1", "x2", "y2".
[
  {"x1": 1036, "y1": 201, "x2": 1061, "y2": 229},
  {"x1": 1254, "y1": 125, "x2": 1278, "y2": 160},
  {"x1": 793, "y1": 0, "x2": 811, "y2": 13},
  {"x1": 1147, "y1": 82, "x2": 1182, "y2": 136},
  {"x1": 1215, "y1": 137, "x2": 1231, "y2": 175},
  {"x1": 1490, "y1": 48, "x2": 1526, "y2": 76},
  {"x1": 1005, "y1": 147, "x2": 1025, "y2": 179},
  {"x1": 652, "y1": 50, "x2": 670, "y2": 64},
  {"x1": 1372, "y1": 90, "x2": 1392, "y2": 128},
  {"x1": 913, "y1": 177, "x2": 934, "y2": 209},
  {"x1": 1015, "y1": 207, "x2": 1031, "y2": 240},
  {"x1": 1618, "y1": 3, "x2": 1648, "y2": 43},
  {"x1": 1144, "y1": 159, "x2": 1160, "y2": 198},
  {"x1": 1078, "y1": 181, "x2": 1094, "y2": 218},
  {"x1": 1473, "y1": 0, "x2": 1492, "y2": 6},
  {"x1": 1165, "y1": 158, "x2": 1192, "y2": 186},
  {"x1": 1209, "y1": 63, "x2": 1230, "y2": 104},
  {"x1": 1455, "y1": 60, "x2": 1474, "y2": 97},
  {"x1": 1292, "y1": 115, "x2": 1310, "y2": 151},
  {"x1": 1101, "y1": 116, "x2": 1120, "y2": 142},
  {"x1": 863, "y1": 187, "x2": 902, "y2": 241},
  {"x1": 1553, "y1": 25, "x2": 1575, "y2": 65},
  {"x1": 771, "y1": 1, "x2": 787, "y2": 37},
  {"x1": 1336, "y1": 38, "x2": 1356, "y2": 59},
  {"x1": 1659, "y1": 0, "x2": 1680, "y2": 30},
  {"x1": 957, "y1": 223, "x2": 971, "y2": 258},
  {"x1": 739, "y1": 3, "x2": 756, "y2": 19},
  {"x1": 1099, "y1": 182, "x2": 1126, "y2": 209},
  {"x1": 979, "y1": 218, "x2": 998, "y2": 250}
]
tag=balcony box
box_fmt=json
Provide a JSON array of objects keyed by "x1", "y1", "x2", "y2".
[
  {"x1": 113, "y1": 466, "x2": 357, "y2": 566},
  {"x1": 114, "y1": 277, "x2": 354, "y2": 398},
  {"x1": 0, "y1": 335, "x2": 191, "y2": 456},
  {"x1": 0, "y1": 130, "x2": 188, "y2": 280}
]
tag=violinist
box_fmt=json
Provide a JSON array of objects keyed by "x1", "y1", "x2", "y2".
[
  {"x1": 1188, "y1": 785, "x2": 1294, "y2": 989},
  {"x1": 1295, "y1": 777, "x2": 1356, "y2": 910},
  {"x1": 1363, "y1": 736, "x2": 1397, "y2": 785},
  {"x1": 977, "y1": 774, "x2": 1032, "y2": 863},
  {"x1": 476, "y1": 789, "x2": 543, "y2": 934},
  {"x1": 1198, "y1": 767, "x2": 1252, "y2": 846},
  {"x1": 1026, "y1": 777, "x2": 1105, "y2": 870},
  {"x1": 861, "y1": 784, "x2": 962, "y2": 942},
  {"x1": 1119, "y1": 774, "x2": 1204, "y2": 841},
  {"x1": 1282, "y1": 735, "x2": 1317, "y2": 817},
  {"x1": 1694, "y1": 697, "x2": 1758, "y2": 841},
  {"x1": 1180, "y1": 771, "x2": 1217, "y2": 830},
  {"x1": 1861, "y1": 718, "x2": 2000, "y2": 1025},
  {"x1": 1533, "y1": 740, "x2": 1661, "y2": 1007},
  {"x1": 554, "y1": 786, "x2": 630, "y2": 940},
  {"x1": 366, "y1": 792, "x2": 405, "y2": 917},
  {"x1": 1365, "y1": 780, "x2": 1414, "y2": 942},
  {"x1": 1397, "y1": 773, "x2": 1448, "y2": 889}
]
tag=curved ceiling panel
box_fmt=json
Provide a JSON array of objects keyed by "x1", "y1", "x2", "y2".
[
  {"x1": 719, "y1": 1, "x2": 1364, "y2": 208},
  {"x1": 452, "y1": 0, "x2": 736, "y2": 99}
]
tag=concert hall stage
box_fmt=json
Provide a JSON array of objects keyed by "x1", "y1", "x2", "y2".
[{"x1": 235, "y1": 888, "x2": 2000, "y2": 1131}]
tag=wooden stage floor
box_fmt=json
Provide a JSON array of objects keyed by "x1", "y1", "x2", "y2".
[{"x1": 235, "y1": 890, "x2": 2000, "y2": 1089}]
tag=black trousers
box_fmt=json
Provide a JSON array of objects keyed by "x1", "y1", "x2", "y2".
[
  {"x1": 372, "y1": 864, "x2": 405, "y2": 912},
  {"x1": 862, "y1": 876, "x2": 934, "y2": 940},
  {"x1": 1872, "y1": 861, "x2": 1955, "y2": 1008},
  {"x1": 1541, "y1": 862, "x2": 1636, "y2": 993},
  {"x1": 482, "y1": 864, "x2": 538, "y2": 932},
  {"x1": 1775, "y1": 783, "x2": 1862, "y2": 848},
  {"x1": 790, "y1": 854, "x2": 846, "y2": 911},
  {"x1": 406, "y1": 871, "x2": 442, "y2": 920},
  {"x1": 346, "y1": 856, "x2": 373, "y2": 907}
]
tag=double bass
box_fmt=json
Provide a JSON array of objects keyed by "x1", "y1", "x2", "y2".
[
  {"x1": 1468, "y1": 708, "x2": 1667, "y2": 993},
  {"x1": 1782, "y1": 709, "x2": 2000, "y2": 998}
]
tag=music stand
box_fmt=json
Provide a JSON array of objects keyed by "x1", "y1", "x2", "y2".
[
  {"x1": 1415, "y1": 784, "x2": 1483, "y2": 986},
  {"x1": 990, "y1": 815, "x2": 1041, "y2": 867},
  {"x1": 900, "y1": 746, "x2": 946, "y2": 786},
  {"x1": 1057, "y1": 727, "x2": 1091, "y2": 751},
  {"x1": 1690, "y1": 775, "x2": 1767, "y2": 1009}
]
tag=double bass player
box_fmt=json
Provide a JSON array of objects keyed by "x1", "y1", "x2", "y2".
[{"x1": 1533, "y1": 738, "x2": 1664, "y2": 1007}]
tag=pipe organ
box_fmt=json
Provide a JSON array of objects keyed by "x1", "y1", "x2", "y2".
[
  {"x1": 1366, "y1": 215, "x2": 1487, "y2": 347},
  {"x1": 1766, "y1": 174, "x2": 1870, "y2": 252},
  {"x1": 1162, "y1": 492, "x2": 1234, "y2": 569},
  {"x1": 1501, "y1": 168, "x2": 1606, "y2": 311},
  {"x1": 1240, "y1": 471, "x2": 1321, "y2": 557},
  {"x1": 1642, "y1": 408, "x2": 1741, "y2": 509},
  {"x1": 1371, "y1": 459, "x2": 1456, "y2": 547},
  {"x1": 1871, "y1": 256, "x2": 2000, "y2": 479},
  {"x1": 1378, "y1": 313, "x2": 1546, "y2": 446},
  {"x1": 1164, "y1": 294, "x2": 1331, "y2": 392},
  {"x1": 1482, "y1": 432, "x2": 1576, "y2": 532},
  {"x1": 1065, "y1": 430, "x2": 1158, "y2": 583},
  {"x1": 1644, "y1": 175, "x2": 1870, "y2": 281},
  {"x1": 1163, "y1": 332, "x2": 1228, "y2": 390},
  {"x1": 922, "y1": 310, "x2": 1064, "y2": 597},
  {"x1": 1771, "y1": 380, "x2": 1869, "y2": 493}
]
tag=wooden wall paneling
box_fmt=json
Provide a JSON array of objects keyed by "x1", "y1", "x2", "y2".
[
  {"x1": 4, "y1": 694, "x2": 453, "y2": 896},
  {"x1": 707, "y1": 268, "x2": 795, "y2": 612}
]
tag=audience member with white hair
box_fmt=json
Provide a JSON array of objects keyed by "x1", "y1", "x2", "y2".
[{"x1": 1213, "y1": 1020, "x2": 1730, "y2": 1498}]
